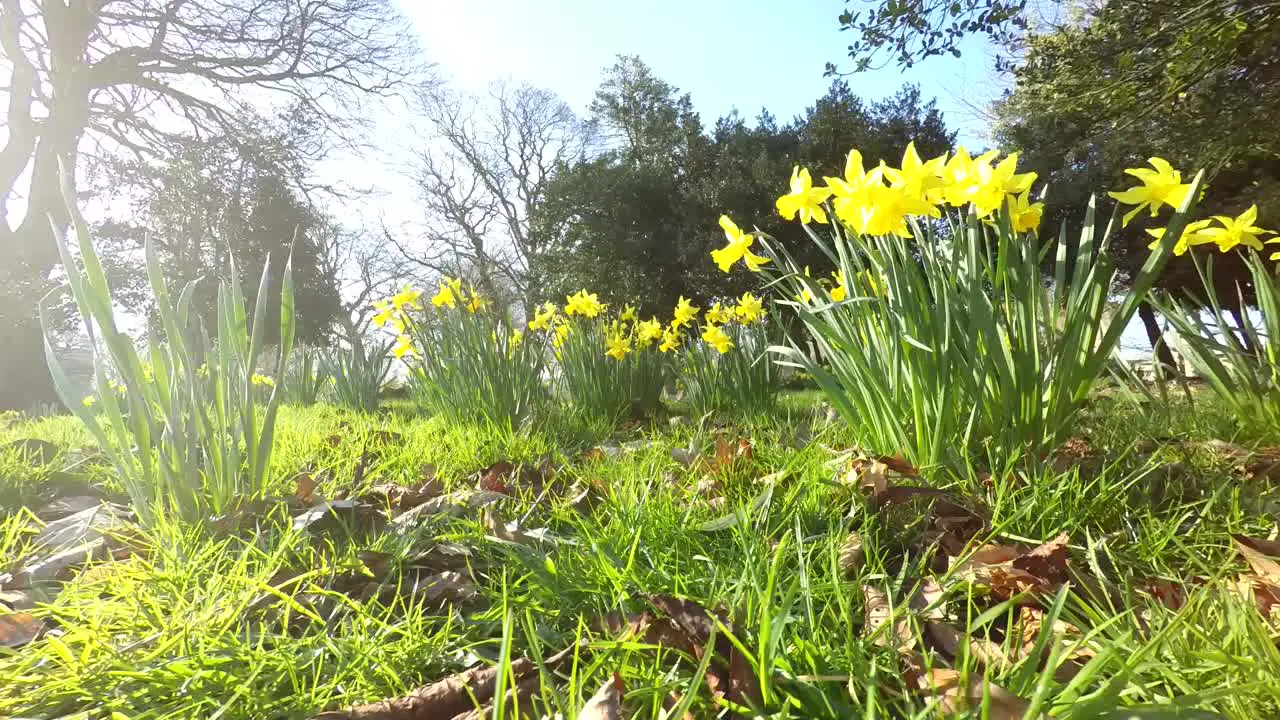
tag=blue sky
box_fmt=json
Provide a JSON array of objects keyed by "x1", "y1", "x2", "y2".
[{"x1": 402, "y1": 0, "x2": 1005, "y2": 148}]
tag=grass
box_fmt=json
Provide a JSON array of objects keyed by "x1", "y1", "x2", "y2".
[{"x1": 1, "y1": 389, "x2": 1279, "y2": 719}]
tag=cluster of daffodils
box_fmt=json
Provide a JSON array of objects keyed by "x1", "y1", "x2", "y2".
[
  {"x1": 1109, "y1": 157, "x2": 1277, "y2": 257},
  {"x1": 525, "y1": 289, "x2": 769, "y2": 359},
  {"x1": 371, "y1": 279, "x2": 496, "y2": 358}
]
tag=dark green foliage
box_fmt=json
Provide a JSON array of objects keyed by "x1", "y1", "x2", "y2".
[{"x1": 530, "y1": 57, "x2": 953, "y2": 313}]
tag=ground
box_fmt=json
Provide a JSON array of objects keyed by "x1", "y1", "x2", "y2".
[{"x1": 1, "y1": 389, "x2": 1278, "y2": 719}]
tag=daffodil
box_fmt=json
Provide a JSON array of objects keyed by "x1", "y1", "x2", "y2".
[
  {"x1": 604, "y1": 332, "x2": 632, "y2": 360},
  {"x1": 1008, "y1": 192, "x2": 1044, "y2": 233},
  {"x1": 553, "y1": 318, "x2": 571, "y2": 348},
  {"x1": 825, "y1": 150, "x2": 876, "y2": 226},
  {"x1": 251, "y1": 373, "x2": 275, "y2": 388},
  {"x1": 797, "y1": 266, "x2": 815, "y2": 304},
  {"x1": 659, "y1": 326, "x2": 683, "y2": 353},
  {"x1": 1146, "y1": 219, "x2": 1215, "y2": 256},
  {"x1": 432, "y1": 277, "x2": 463, "y2": 308},
  {"x1": 701, "y1": 324, "x2": 734, "y2": 354},
  {"x1": 1108, "y1": 157, "x2": 1193, "y2": 226},
  {"x1": 777, "y1": 166, "x2": 832, "y2": 224},
  {"x1": 857, "y1": 183, "x2": 937, "y2": 237},
  {"x1": 970, "y1": 153, "x2": 1038, "y2": 218},
  {"x1": 941, "y1": 147, "x2": 998, "y2": 208},
  {"x1": 392, "y1": 334, "x2": 415, "y2": 358},
  {"x1": 528, "y1": 301, "x2": 558, "y2": 331},
  {"x1": 733, "y1": 292, "x2": 765, "y2": 324},
  {"x1": 672, "y1": 296, "x2": 699, "y2": 329},
  {"x1": 829, "y1": 270, "x2": 848, "y2": 302},
  {"x1": 81, "y1": 395, "x2": 97, "y2": 408},
  {"x1": 1201, "y1": 205, "x2": 1273, "y2": 253},
  {"x1": 391, "y1": 284, "x2": 423, "y2": 310},
  {"x1": 371, "y1": 299, "x2": 403, "y2": 332},
  {"x1": 705, "y1": 301, "x2": 733, "y2": 325},
  {"x1": 711, "y1": 215, "x2": 770, "y2": 272},
  {"x1": 509, "y1": 329, "x2": 524, "y2": 347},
  {"x1": 466, "y1": 290, "x2": 488, "y2": 314},
  {"x1": 564, "y1": 290, "x2": 605, "y2": 318},
  {"x1": 637, "y1": 318, "x2": 664, "y2": 345},
  {"x1": 882, "y1": 142, "x2": 946, "y2": 205}
]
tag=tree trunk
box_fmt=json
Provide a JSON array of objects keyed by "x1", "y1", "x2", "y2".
[{"x1": 1138, "y1": 301, "x2": 1179, "y2": 374}]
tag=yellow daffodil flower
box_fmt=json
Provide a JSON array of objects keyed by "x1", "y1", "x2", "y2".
[
  {"x1": 371, "y1": 299, "x2": 402, "y2": 331},
  {"x1": 509, "y1": 329, "x2": 524, "y2": 347},
  {"x1": 705, "y1": 301, "x2": 733, "y2": 325},
  {"x1": 825, "y1": 150, "x2": 877, "y2": 227},
  {"x1": 250, "y1": 373, "x2": 275, "y2": 388},
  {"x1": 777, "y1": 166, "x2": 832, "y2": 224},
  {"x1": 857, "y1": 183, "x2": 937, "y2": 237},
  {"x1": 620, "y1": 304, "x2": 638, "y2": 323},
  {"x1": 797, "y1": 266, "x2": 815, "y2": 304},
  {"x1": 604, "y1": 332, "x2": 632, "y2": 360},
  {"x1": 392, "y1": 334, "x2": 415, "y2": 358},
  {"x1": 701, "y1": 324, "x2": 734, "y2": 354},
  {"x1": 733, "y1": 292, "x2": 765, "y2": 324},
  {"x1": 528, "y1": 301, "x2": 558, "y2": 331},
  {"x1": 711, "y1": 215, "x2": 770, "y2": 272},
  {"x1": 391, "y1": 284, "x2": 423, "y2": 310},
  {"x1": 466, "y1": 290, "x2": 488, "y2": 314},
  {"x1": 882, "y1": 142, "x2": 947, "y2": 205},
  {"x1": 1108, "y1": 157, "x2": 1193, "y2": 226},
  {"x1": 82, "y1": 395, "x2": 97, "y2": 408},
  {"x1": 553, "y1": 318, "x2": 571, "y2": 348},
  {"x1": 970, "y1": 153, "x2": 1038, "y2": 218},
  {"x1": 564, "y1": 289, "x2": 605, "y2": 318},
  {"x1": 637, "y1": 318, "x2": 664, "y2": 345},
  {"x1": 942, "y1": 147, "x2": 997, "y2": 208},
  {"x1": 659, "y1": 326, "x2": 683, "y2": 353},
  {"x1": 1008, "y1": 192, "x2": 1045, "y2": 233},
  {"x1": 829, "y1": 270, "x2": 848, "y2": 302},
  {"x1": 1145, "y1": 219, "x2": 1215, "y2": 256},
  {"x1": 432, "y1": 277, "x2": 463, "y2": 308},
  {"x1": 1201, "y1": 205, "x2": 1273, "y2": 253},
  {"x1": 672, "y1": 296, "x2": 699, "y2": 329}
]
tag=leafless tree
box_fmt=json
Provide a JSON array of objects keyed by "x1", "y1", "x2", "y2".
[
  {"x1": 0, "y1": 0, "x2": 425, "y2": 408},
  {"x1": 388, "y1": 80, "x2": 593, "y2": 317}
]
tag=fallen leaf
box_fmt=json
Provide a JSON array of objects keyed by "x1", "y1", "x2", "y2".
[
  {"x1": 296, "y1": 472, "x2": 321, "y2": 504},
  {"x1": 0, "y1": 612, "x2": 42, "y2": 648},
  {"x1": 477, "y1": 461, "x2": 515, "y2": 493},
  {"x1": 392, "y1": 490, "x2": 506, "y2": 529},
  {"x1": 408, "y1": 571, "x2": 478, "y2": 607},
  {"x1": 862, "y1": 585, "x2": 913, "y2": 652},
  {"x1": 36, "y1": 495, "x2": 103, "y2": 521},
  {"x1": 646, "y1": 595, "x2": 761, "y2": 710},
  {"x1": 906, "y1": 660, "x2": 1032, "y2": 719},
  {"x1": 838, "y1": 532, "x2": 865, "y2": 577},
  {"x1": 1233, "y1": 535, "x2": 1280, "y2": 582},
  {"x1": 310, "y1": 659, "x2": 537, "y2": 719},
  {"x1": 1011, "y1": 533, "x2": 1071, "y2": 585},
  {"x1": 292, "y1": 500, "x2": 386, "y2": 536},
  {"x1": 578, "y1": 673, "x2": 624, "y2": 720}
]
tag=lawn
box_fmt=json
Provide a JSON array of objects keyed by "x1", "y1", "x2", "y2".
[{"x1": 2, "y1": 387, "x2": 1279, "y2": 719}]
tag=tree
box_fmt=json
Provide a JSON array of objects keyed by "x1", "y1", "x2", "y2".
[
  {"x1": 530, "y1": 60, "x2": 955, "y2": 314},
  {"x1": 390, "y1": 81, "x2": 592, "y2": 316},
  {"x1": 831, "y1": 0, "x2": 1029, "y2": 72},
  {"x1": 94, "y1": 117, "x2": 344, "y2": 347},
  {"x1": 0, "y1": 0, "x2": 422, "y2": 408},
  {"x1": 991, "y1": 0, "x2": 1280, "y2": 365}
]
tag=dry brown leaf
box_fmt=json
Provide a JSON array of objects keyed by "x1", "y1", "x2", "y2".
[
  {"x1": 312, "y1": 646, "x2": 575, "y2": 720},
  {"x1": 296, "y1": 472, "x2": 321, "y2": 504},
  {"x1": 1233, "y1": 535, "x2": 1280, "y2": 582},
  {"x1": 862, "y1": 585, "x2": 913, "y2": 652},
  {"x1": 951, "y1": 534, "x2": 1071, "y2": 601},
  {"x1": 646, "y1": 594, "x2": 761, "y2": 711},
  {"x1": 477, "y1": 461, "x2": 515, "y2": 494},
  {"x1": 1234, "y1": 576, "x2": 1280, "y2": 619},
  {"x1": 1011, "y1": 533, "x2": 1070, "y2": 585},
  {"x1": 838, "y1": 532, "x2": 865, "y2": 578},
  {"x1": 0, "y1": 612, "x2": 41, "y2": 648},
  {"x1": 578, "y1": 673, "x2": 624, "y2": 720},
  {"x1": 908, "y1": 663, "x2": 1032, "y2": 719},
  {"x1": 446, "y1": 676, "x2": 542, "y2": 720}
]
